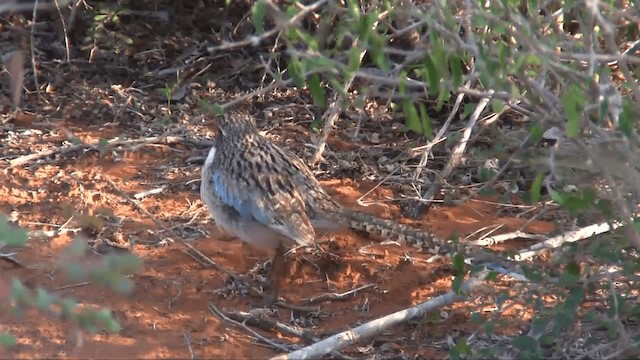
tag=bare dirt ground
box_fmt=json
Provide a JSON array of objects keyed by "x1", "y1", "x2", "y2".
[{"x1": 0, "y1": 2, "x2": 560, "y2": 359}]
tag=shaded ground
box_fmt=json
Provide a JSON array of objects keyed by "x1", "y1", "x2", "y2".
[{"x1": 0, "y1": 2, "x2": 560, "y2": 359}]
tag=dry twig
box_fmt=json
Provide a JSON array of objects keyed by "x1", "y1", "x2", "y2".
[
  {"x1": 209, "y1": 304, "x2": 294, "y2": 352},
  {"x1": 514, "y1": 221, "x2": 620, "y2": 261},
  {"x1": 271, "y1": 269, "x2": 489, "y2": 360},
  {"x1": 217, "y1": 308, "x2": 355, "y2": 359},
  {"x1": 9, "y1": 129, "x2": 194, "y2": 168},
  {"x1": 410, "y1": 93, "x2": 493, "y2": 217}
]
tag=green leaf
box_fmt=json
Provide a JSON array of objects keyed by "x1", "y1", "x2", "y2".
[
  {"x1": 530, "y1": 173, "x2": 544, "y2": 204},
  {"x1": 431, "y1": 33, "x2": 447, "y2": 76},
  {"x1": 98, "y1": 137, "x2": 109, "y2": 154},
  {"x1": 35, "y1": 288, "x2": 55, "y2": 310},
  {"x1": 451, "y1": 274, "x2": 464, "y2": 295},
  {"x1": 490, "y1": 99, "x2": 505, "y2": 113},
  {"x1": 470, "y1": 312, "x2": 483, "y2": 323},
  {"x1": 483, "y1": 320, "x2": 495, "y2": 334},
  {"x1": 59, "y1": 298, "x2": 77, "y2": 315},
  {"x1": 496, "y1": 291, "x2": 510, "y2": 310},
  {"x1": 563, "y1": 286, "x2": 585, "y2": 311},
  {"x1": 308, "y1": 74, "x2": 326, "y2": 109},
  {"x1": 211, "y1": 103, "x2": 224, "y2": 116},
  {"x1": 528, "y1": 123, "x2": 544, "y2": 144},
  {"x1": 417, "y1": 103, "x2": 433, "y2": 138},
  {"x1": 423, "y1": 54, "x2": 439, "y2": 90},
  {"x1": 483, "y1": 270, "x2": 498, "y2": 281},
  {"x1": 435, "y1": 84, "x2": 450, "y2": 111},
  {"x1": 0, "y1": 217, "x2": 28, "y2": 247},
  {"x1": 371, "y1": 43, "x2": 390, "y2": 73},
  {"x1": 530, "y1": 317, "x2": 550, "y2": 336},
  {"x1": 0, "y1": 333, "x2": 16, "y2": 348},
  {"x1": 288, "y1": 60, "x2": 305, "y2": 88},
  {"x1": 97, "y1": 308, "x2": 121, "y2": 333},
  {"x1": 561, "y1": 85, "x2": 586, "y2": 138},
  {"x1": 618, "y1": 101, "x2": 634, "y2": 136},
  {"x1": 345, "y1": 0, "x2": 361, "y2": 20},
  {"x1": 461, "y1": 103, "x2": 475, "y2": 119},
  {"x1": 479, "y1": 187, "x2": 496, "y2": 196},
  {"x1": 550, "y1": 188, "x2": 596, "y2": 214},
  {"x1": 452, "y1": 253, "x2": 465, "y2": 272},
  {"x1": 289, "y1": 28, "x2": 318, "y2": 50},
  {"x1": 453, "y1": 337, "x2": 471, "y2": 354},
  {"x1": 403, "y1": 101, "x2": 433, "y2": 136},
  {"x1": 497, "y1": 42, "x2": 509, "y2": 69},
  {"x1": 402, "y1": 102, "x2": 417, "y2": 131},
  {"x1": 11, "y1": 278, "x2": 29, "y2": 304},
  {"x1": 450, "y1": 56, "x2": 463, "y2": 89},
  {"x1": 348, "y1": 46, "x2": 362, "y2": 72},
  {"x1": 113, "y1": 278, "x2": 135, "y2": 294},
  {"x1": 512, "y1": 335, "x2": 538, "y2": 350},
  {"x1": 251, "y1": 1, "x2": 267, "y2": 34}
]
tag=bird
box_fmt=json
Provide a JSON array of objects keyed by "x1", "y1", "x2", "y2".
[{"x1": 200, "y1": 110, "x2": 451, "y2": 305}]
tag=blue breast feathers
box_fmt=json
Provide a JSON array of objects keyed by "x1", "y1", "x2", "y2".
[
  {"x1": 210, "y1": 170, "x2": 265, "y2": 221},
  {"x1": 208, "y1": 167, "x2": 315, "y2": 246}
]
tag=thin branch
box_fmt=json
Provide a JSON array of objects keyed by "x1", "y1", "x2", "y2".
[
  {"x1": 9, "y1": 128, "x2": 190, "y2": 168},
  {"x1": 514, "y1": 221, "x2": 621, "y2": 261},
  {"x1": 205, "y1": 0, "x2": 328, "y2": 55},
  {"x1": 209, "y1": 304, "x2": 294, "y2": 352},
  {"x1": 219, "y1": 308, "x2": 355, "y2": 360},
  {"x1": 411, "y1": 93, "x2": 493, "y2": 216},
  {"x1": 271, "y1": 269, "x2": 489, "y2": 360}
]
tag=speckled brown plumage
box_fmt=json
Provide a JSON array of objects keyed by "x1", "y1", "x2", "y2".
[{"x1": 200, "y1": 111, "x2": 455, "y2": 304}]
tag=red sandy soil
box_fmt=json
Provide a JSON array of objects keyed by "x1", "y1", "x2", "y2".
[{"x1": 0, "y1": 118, "x2": 555, "y2": 359}]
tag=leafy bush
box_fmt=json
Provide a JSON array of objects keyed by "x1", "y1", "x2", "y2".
[
  {"x1": 0, "y1": 216, "x2": 142, "y2": 348},
  {"x1": 244, "y1": 0, "x2": 640, "y2": 357}
]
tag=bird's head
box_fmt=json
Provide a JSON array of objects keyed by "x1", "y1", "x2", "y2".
[{"x1": 214, "y1": 111, "x2": 258, "y2": 138}]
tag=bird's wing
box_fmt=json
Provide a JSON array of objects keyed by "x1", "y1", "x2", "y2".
[{"x1": 210, "y1": 169, "x2": 315, "y2": 247}]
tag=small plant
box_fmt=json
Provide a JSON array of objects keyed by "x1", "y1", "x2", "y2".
[
  {"x1": 83, "y1": 1, "x2": 133, "y2": 58},
  {"x1": 0, "y1": 216, "x2": 142, "y2": 349}
]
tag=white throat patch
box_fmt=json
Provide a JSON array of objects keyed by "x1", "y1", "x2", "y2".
[{"x1": 204, "y1": 145, "x2": 217, "y2": 169}]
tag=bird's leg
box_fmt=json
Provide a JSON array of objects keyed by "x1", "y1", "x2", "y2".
[{"x1": 262, "y1": 244, "x2": 285, "y2": 307}]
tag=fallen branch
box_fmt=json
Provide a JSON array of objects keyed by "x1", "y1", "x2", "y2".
[
  {"x1": 470, "y1": 230, "x2": 547, "y2": 247},
  {"x1": 209, "y1": 304, "x2": 294, "y2": 352},
  {"x1": 514, "y1": 221, "x2": 620, "y2": 261},
  {"x1": 133, "y1": 186, "x2": 167, "y2": 200},
  {"x1": 8, "y1": 129, "x2": 199, "y2": 168},
  {"x1": 271, "y1": 269, "x2": 489, "y2": 360},
  {"x1": 303, "y1": 284, "x2": 376, "y2": 304},
  {"x1": 219, "y1": 308, "x2": 354, "y2": 360}
]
